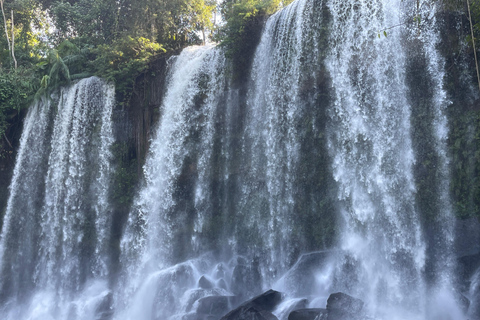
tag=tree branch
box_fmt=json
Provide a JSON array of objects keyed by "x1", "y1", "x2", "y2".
[
  {"x1": 3, "y1": 133, "x2": 12, "y2": 149},
  {"x1": 467, "y1": 0, "x2": 480, "y2": 91},
  {"x1": 11, "y1": 10, "x2": 16, "y2": 69}
]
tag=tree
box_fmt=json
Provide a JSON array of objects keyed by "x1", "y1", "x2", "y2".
[{"x1": 0, "y1": 0, "x2": 10, "y2": 54}]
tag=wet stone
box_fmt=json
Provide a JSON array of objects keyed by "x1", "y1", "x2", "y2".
[
  {"x1": 221, "y1": 290, "x2": 283, "y2": 320},
  {"x1": 288, "y1": 308, "x2": 327, "y2": 320},
  {"x1": 326, "y1": 292, "x2": 363, "y2": 320},
  {"x1": 196, "y1": 295, "x2": 232, "y2": 316},
  {"x1": 199, "y1": 275, "x2": 214, "y2": 289},
  {"x1": 181, "y1": 288, "x2": 232, "y2": 313}
]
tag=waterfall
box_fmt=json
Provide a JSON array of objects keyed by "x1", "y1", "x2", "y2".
[
  {"x1": 113, "y1": 0, "x2": 463, "y2": 319},
  {"x1": 324, "y1": 0, "x2": 458, "y2": 318},
  {"x1": 239, "y1": 0, "x2": 313, "y2": 274},
  {"x1": 0, "y1": 77, "x2": 115, "y2": 319},
  {"x1": 325, "y1": 0, "x2": 425, "y2": 315},
  {"x1": 116, "y1": 45, "x2": 227, "y2": 318},
  {"x1": 0, "y1": 0, "x2": 470, "y2": 319}
]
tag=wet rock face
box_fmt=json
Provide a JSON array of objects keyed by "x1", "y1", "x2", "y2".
[
  {"x1": 284, "y1": 293, "x2": 364, "y2": 320},
  {"x1": 182, "y1": 287, "x2": 233, "y2": 313},
  {"x1": 288, "y1": 308, "x2": 328, "y2": 320},
  {"x1": 199, "y1": 275, "x2": 215, "y2": 289},
  {"x1": 326, "y1": 292, "x2": 364, "y2": 320},
  {"x1": 196, "y1": 295, "x2": 233, "y2": 316},
  {"x1": 223, "y1": 307, "x2": 278, "y2": 320},
  {"x1": 152, "y1": 263, "x2": 197, "y2": 318},
  {"x1": 221, "y1": 290, "x2": 283, "y2": 320}
]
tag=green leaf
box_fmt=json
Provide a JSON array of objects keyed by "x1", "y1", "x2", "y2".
[
  {"x1": 383, "y1": 30, "x2": 387, "y2": 37},
  {"x1": 40, "y1": 75, "x2": 50, "y2": 89}
]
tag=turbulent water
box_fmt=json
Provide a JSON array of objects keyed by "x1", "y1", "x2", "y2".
[{"x1": 0, "y1": 0, "x2": 476, "y2": 319}]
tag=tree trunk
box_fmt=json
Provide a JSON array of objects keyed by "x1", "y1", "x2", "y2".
[
  {"x1": 0, "y1": 0, "x2": 11, "y2": 53},
  {"x1": 11, "y1": 10, "x2": 16, "y2": 69}
]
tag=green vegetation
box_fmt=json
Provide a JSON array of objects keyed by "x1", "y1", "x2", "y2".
[
  {"x1": 216, "y1": 0, "x2": 293, "y2": 80},
  {"x1": 441, "y1": 0, "x2": 480, "y2": 219},
  {"x1": 0, "y1": 0, "x2": 293, "y2": 154},
  {"x1": 0, "y1": 0, "x2": 218, "y2": 140},
  {"x1": 218, "y1": 0, "x2": 292, "y2": 53}
]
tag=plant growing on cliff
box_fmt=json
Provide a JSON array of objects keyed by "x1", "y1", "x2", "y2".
[
  {"x1": 215, "y1": 0, "x2": 292, "y2": 80},
  {"x1": 91, "y1": 36, "x2": 165, "y2": 102},
  {"x1": 0, "y1": 69, "x2": 37, "y2": 142}
]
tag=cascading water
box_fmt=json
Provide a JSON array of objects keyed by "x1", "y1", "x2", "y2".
[
  {"x1": 326, "y1": 0, "x2": 425, "y2": 314},
  {"x1": 239, "y1": 0, "x2": 314, "y2": 274},
  {"x1": 0, "y1": 0, "x2": 474, "y2": 319},
  {"x1": 324, "y1": 0, "x2": 457, "y2": 318},
  {"x1": 0, "y1": 77, "x2": 115, "y2": 320},
  {"x1": 116, "y1": 45, "x2": 228, "y2": 319},
  {"x1": 114, "y1": 0, "x2": 464, "y2": 318}
]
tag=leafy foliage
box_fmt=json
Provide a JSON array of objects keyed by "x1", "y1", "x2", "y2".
[
  {"x1": 218, "y1": 0, "x2": 283, "y2": 54},
  {"x1": 215, "y1": 0, "x2": 292, "y2": 81},
  {"x1": 91, "y1": 37, "x2": 165, "y2": 102},
  {"x1": 0, "y1": 68, "x2": 37, "y2": 140}
]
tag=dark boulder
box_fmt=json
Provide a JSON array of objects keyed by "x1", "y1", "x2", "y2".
[
  {"x1": 199, "y1": 275, "x2": 214, "y2": 289},
  {"x1": 288, "y1": 308, "x2": 327, "y2": 320},
  {"x1": 221, "y1": 305, "x2": 278, "y2": 320},
  {"x1": 181, "y1": 288, "x2": 233, "y2": 312},
  {"x1": 196, "y1": 295, "x2": 232, "y2": 316},
  {"x1": 152, "y1": 263, "x2": 196, "y2": 318},
  {"x1": 220, "y1": 289, "x2": 283, "y2": 320},
  {"x1": 326, "y1": 292, "x2": 364, "y2": 320},
  {"x1": 173, "y1": 313, "x2": 218, "y2": 320},
  {"x1": 248, "y1": 289, "x2": 283, "y2": 311}
]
